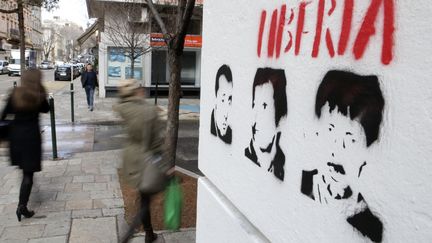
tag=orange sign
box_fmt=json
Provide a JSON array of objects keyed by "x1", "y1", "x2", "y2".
[
  {"x1": 150, "y1": 33, "x2": 202, "y2": 48},
  {"x1": 154, "y1": 0, "x2": 203, "y2": 5}
]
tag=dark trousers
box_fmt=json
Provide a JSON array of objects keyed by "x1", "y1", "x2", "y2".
[
  {"x1": 122, "y1": 192, "x2": 153, "y2": 242},
  {"x1": 84, "y1": 86, "x2": 95, "y2": 108},
  {"x1": 19, "y1": 171, "x2": 34, "y2": 206},
  {"x1": 140, "y1": 192, "x2": 152, "y2": 229}
]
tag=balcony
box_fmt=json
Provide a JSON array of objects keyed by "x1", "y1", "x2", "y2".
[
  {"x1": 9, "y1": 28, "x2": 20, "y2": 41},
  {"x1": 7, "y1": 28, "x2": 34, "y2": 47}
]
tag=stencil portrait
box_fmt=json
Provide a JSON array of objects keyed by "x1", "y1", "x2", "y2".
[
  {"x1": 245, "y1": 68, "x2": 287, "y2": 181},
  {"x1": 301, "y1": 70, "x2": 385, "y2": 242},
  {"x1": 210, "y1": 64, "x2": 233, "y2": 144}
]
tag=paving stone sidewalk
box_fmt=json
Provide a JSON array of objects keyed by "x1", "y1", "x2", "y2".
[
  {"x1": 0, "y1": 150, "x2": 196, "y2": 242},
  {"x1": 0, "y1": 76, "x2": 199, "y2": 242},
  {"x1": 36, "y1": 78, "x2": 199, "y2": 125}
]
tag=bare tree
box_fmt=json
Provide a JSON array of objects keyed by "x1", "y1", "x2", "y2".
[
  {"x1": 146, "y1": 0, "x2": 196, "y2": 165},
  {"x1": 59, "y1": 23, "x2": 83, "y2": 61},
  {"x1": 103, "y1": 0, "x2": 151, "y2": 77},
  {"x1": 43, "y1": 28, "x2": 55, "y2": 60},
  {"x1": 0, "y1": 0, "x2": 59, "y2": 76}
]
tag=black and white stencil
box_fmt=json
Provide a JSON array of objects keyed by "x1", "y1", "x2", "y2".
[
  {"x1": 301, "y1": 70, "x2": 385, "y2": 242},
  {"x1": 210, "y1": 64, "x2": 233, "y2": 144},
  {"x1": 245, "y1": 68, "x2": 287, "y2": 181}
]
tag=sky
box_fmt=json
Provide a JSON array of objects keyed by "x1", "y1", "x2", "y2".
[{"x1": 41, "y1": 0, "x2": 94, "y2": 29}]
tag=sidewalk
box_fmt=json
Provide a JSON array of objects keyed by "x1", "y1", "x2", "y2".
[
  {"x1": 38, "y1": 78, "x2": 199, "y2": 125},
  {"x1": 0, "y1": 150, "x2": 196, "y2": 242},
  {"x1": 0, "y1": 77, "x2": 199, "y2": 242}
]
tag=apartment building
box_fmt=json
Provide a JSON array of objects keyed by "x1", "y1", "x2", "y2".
[{"x1": 0, "y1": 0, "x2": 43, "y2": 62}]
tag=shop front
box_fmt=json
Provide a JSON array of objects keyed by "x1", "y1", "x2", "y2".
[{"x1": 147, "y1": 33, "x2": 202, "y2": 95}]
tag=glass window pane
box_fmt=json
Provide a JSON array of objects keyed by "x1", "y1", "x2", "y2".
[
  {"x1": 181, "y1": 51, "x2": 196, "y2": 85},
  {"x1": 151, "y1": 50, "x2": 167, "y2": 85}
]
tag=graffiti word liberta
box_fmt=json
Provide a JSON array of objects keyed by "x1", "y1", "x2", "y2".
[{"x1": 257, "y1": 0, "x2": 395, "y2": 65}]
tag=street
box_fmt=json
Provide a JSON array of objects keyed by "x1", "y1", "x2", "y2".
[{"x1": 0, "y1": 69, "x2": 70, "y2": 98}]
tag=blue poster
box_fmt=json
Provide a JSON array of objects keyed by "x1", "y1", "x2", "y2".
[
  {"x1": 125, "y1": 66, "x2": 143, "y2": 80},
  {"x1": 108, "y1": 66, "x2": 121, "y2": 78},
  {"x1": 109, "y1": 48, "x2": 126, "y2": 62}
]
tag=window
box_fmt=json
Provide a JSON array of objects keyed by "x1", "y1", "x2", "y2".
[
  {"x1": 181, "y1": 51, "x2": 196, "y2": 85},
  {"x1": 151, "y1": 50, "x2": 198, "y2": 86},
  {"x1": 151, "y1": 50, "x2": 167, "y2": 85}
]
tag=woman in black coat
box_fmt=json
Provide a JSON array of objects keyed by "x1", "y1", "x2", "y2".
[{"x1": 1, "y1": 69, "x2": 50, "y2": 221}]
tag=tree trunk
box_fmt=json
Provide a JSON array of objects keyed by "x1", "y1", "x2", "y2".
[
  {"x1": 165, "y1": 48, "x2": 182, "y2": 166},
  {"x1": 130, "y1": 47, "x2": 135, "y2": 79},
  {"x1": 18, "y1": 2, "x2": 25, "y2": 77}
]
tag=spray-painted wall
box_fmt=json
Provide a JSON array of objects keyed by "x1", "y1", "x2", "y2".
[{"x1": 197, "y1": 0, "x2": 432, "y2": 242}]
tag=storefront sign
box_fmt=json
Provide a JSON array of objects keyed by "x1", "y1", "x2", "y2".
[{"x1": 150, "y1": 33, "x2": 202, "y2": 48}]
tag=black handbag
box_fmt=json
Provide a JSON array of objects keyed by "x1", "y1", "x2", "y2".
[{"x1": 0, "y1": 120, "x2": 11, "y2": 141}]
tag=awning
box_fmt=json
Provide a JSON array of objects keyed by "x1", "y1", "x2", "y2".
[{"x1": 77, "y1": 20, "x2": 99, "y2": 46}]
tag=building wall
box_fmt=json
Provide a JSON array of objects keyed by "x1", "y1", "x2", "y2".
[
  {"x1": 0, "y1": 1, "x2": 43, "y2": 61},
  {"x1": 197, "y1": 0, "x2": 432, "y2": 242}
]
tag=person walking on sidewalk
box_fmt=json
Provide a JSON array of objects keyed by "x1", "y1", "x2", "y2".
[
  {"x1": 114, "y1": 79, "x2": 172, "y2": 243},
  {"x1": 1, "y1": 69, "x2": 50, "y2": 222},
  {"x1": 81, "y1": 64, "x2": 98, "y2": 111}
]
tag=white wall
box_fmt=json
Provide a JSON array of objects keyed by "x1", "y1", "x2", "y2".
[
  {"x1": 197, "y1": 0, "x2": 432, "y2": 242},
  {"x1": 196, "y1": 178, "x2": 270, "y2": 243}
]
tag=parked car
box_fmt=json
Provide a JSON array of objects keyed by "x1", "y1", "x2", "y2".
[
  {"x1": 77, "y1": 63, "x2": 86, "y2": 73},
  {"x1": 72, "y1": 64, "x2": 81, "y2": 77},
  {"x1": 0, "y1": 60, "x2": 9, "y2": 74},
  {"x1": 54, "y1": 65, "x2": 80, "y2": 81},
  {"x1": 40, "y1": 61, "x2": 54, "y2": 70}
]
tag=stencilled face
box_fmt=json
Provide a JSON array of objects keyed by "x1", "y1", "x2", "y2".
[
  {"x1": 252, "y1": 83, "x2": 277, "y2": 149},
  {"x1": 214, "y1": 75, "x2": 233, "y2": 136},
  {"x1": 315, "y1": 104, "x2": 368, "y2": 203}
]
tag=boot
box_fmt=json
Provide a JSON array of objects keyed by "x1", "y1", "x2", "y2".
[
  {"x1": 145, "y1": 228, "x2": 158, "y2": 243},
  {"x1": 16, "y1": 205, "x2": 35, "y2": 222}
]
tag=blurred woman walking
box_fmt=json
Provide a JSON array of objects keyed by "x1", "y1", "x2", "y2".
[
  {"x1": 115, "y1": 79, "x2": 172, "y2": 243},
  {"x1": 1, "y1": 69, "x2": 50, "y2": 221}
]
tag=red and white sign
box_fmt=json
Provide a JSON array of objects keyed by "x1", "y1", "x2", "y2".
[{"x1": 150, "y1": 33, "x2": 202, "y2": 48}]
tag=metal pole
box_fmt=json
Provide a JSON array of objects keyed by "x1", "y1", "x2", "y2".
[
  {"x1": 70, "y1": 82, "x2": 74, "y2": 123},
  {"x1": 49, "y1": 94, "x2": 58, "y2": 159},
  {"x1": 155, "y1": 73, "x2": 159, "y2": 105},
  {"x1": 71, "y1": 65, "x2": 74, "y2": 123}
]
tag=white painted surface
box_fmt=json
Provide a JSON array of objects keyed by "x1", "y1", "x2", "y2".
[
  {"x1": 196, "y1": 178, "x2": 270, "y2": 243},
  {"x1": 197, "y1": 0, "x2": 432, "y2": 242}
]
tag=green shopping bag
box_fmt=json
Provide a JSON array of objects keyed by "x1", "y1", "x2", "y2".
[{"x1": 164, "y1": 177, "x2": 183, "y2": 230}]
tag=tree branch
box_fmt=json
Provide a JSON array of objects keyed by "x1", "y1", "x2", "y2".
[
  {"x1": 174, "y1": 0, "x2": 195, "y2": 50},
  {"x1": 147, "y1": 0, "x2": 168, "y2": 36},
  {"x1": 0, "y1": 8, "x2": 18, "y2": 14},
  {"x1": 176, "y1": 0, "x2": 185, "y2": 30},
  {"x1": 179, "y1": 0, "x2": 195, "y2": 36}
]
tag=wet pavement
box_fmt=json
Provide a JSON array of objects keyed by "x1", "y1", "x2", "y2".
[{"x1": 40, "y1": 118, "x2": 201, "y2": 176}]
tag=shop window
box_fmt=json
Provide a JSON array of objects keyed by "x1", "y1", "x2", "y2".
[
  {"x1": 151, "y1": 50, "x2": 167, "y2": 85},
  {"x1": 151, "y1": 50, "x2": 197, "y2": 86},
  {"x1": 107, "y1": 46, "x2": 144, "y2": 84},
  {"x1": 181, "y1": 51, "x2": 196, "y2": 85}
]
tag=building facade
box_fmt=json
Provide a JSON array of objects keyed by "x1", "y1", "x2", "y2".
[
  {"x1": 86, "y1": 0, "x2": 203, "y2": 97},
  {"x1": 42, "y1": 17, "x2": 83, "y2": 63},
  {"x1": 0, "y1": 0, "x2": 43, "y2": 62}
]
